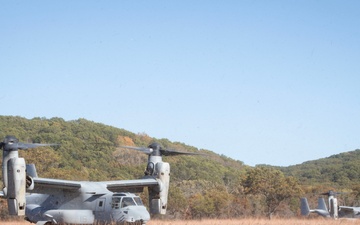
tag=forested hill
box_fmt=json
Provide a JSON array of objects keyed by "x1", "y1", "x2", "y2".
[
  {"x1": 277, "y1": 149, "x2": 360, "y2": 187},
  {"x1": 0, "y1": 116, "x2": 246, "y2": 182},
  {"x1": 0, "y1": 115, "x2": 359, "y2": 188}
]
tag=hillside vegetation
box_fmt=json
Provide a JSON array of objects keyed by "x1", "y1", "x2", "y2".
[
  {"x1": 0, "y1": 116, "x2": 359, "y2": 219},
  {"x1": 279, "y1": 150, "x2": 360, "y2": 186}
]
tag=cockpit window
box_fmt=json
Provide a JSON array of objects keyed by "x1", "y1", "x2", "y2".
[
  {"x1": 134, "y1": 197, "x2": 144, "y2": 206},
  {"x1": 121, "y1": 197, "x2": 136, "y2": 208}
]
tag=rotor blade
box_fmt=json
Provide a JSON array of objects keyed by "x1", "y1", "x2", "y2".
[
  {"x1": 120, "y1": 144, "x2": 205, "y2": 157},
  {"x1": 160, "y1": 149, "x2": 206, "y2": 156},
  {"x1": 119, "y1": 145, "x2": 153, "y2": 154},
  {"x1": 2, "y1": 143, "x2": 58, "y2": 151},
  {"x1": 16, "y1": 143, "x2": 59, "y2": 150},
  {"x1": 320, "y1": 191, "x2": 342, "y2": 196},
  {"x1": 0, "y1": 135, "x2": 58, "y2": 151}
]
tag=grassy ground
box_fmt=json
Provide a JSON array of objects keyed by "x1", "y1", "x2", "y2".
[
  {"x1": 147, "y1": 218, "x2": 360, "y2": 225},
  {"x1": 2, "y1": 218, "x2": 360, "y2": 225}
]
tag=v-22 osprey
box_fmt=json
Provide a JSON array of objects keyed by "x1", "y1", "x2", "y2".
[{"x1": 0, "y1": 135, "x2": 202, "y2": 224}]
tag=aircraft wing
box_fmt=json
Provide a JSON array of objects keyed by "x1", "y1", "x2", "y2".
[
  {"x1": 30, "y1": 177, "x2": 159, "y2": 194},
  {"x1": 339, "y1": 206, "x2": 360, "y2": 216},
  {"x1": 31, "y1": 177, "x2": 82, "y2": 193},
  {"x1": 105, "y1": 178, "x2": 159, "y2": 193}
]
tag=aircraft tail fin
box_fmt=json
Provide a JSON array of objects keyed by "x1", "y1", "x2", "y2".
[
  {"x1": 301, "y1": 197, "x2": 330, "y2": 217},
  {"x1": 26, "y1": 164, "x2": 38, "y2": 178},
  {"x1": 301, "y1": 197, "x2": 311, "y2": 216},
  {"x1": 318, "y1": 197, "x2": 328, "y2": 211}
]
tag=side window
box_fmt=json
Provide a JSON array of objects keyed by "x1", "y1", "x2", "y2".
[
  {"x1": 112, "y1": 197, "x2": 121, "y2": 209},
  {"x1": 96, "y1": 199, "x2": 106, "y2": 212}
]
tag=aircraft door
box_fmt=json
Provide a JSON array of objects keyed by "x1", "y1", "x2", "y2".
[{"x1": 94, "y1": 198, "x2": 106, "y2": 221}]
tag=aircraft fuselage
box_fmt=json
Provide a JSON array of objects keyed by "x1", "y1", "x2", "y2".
[{"x1": 25, "y1": 186, "x2": 150, "y2": 225}]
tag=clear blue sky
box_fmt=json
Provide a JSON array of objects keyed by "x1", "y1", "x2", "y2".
[{"x1": 1, "y1": 1, "x2": 359, "y2": 166}]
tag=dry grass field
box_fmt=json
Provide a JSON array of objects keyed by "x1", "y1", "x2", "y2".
[
  {"x1": 1, "y1": 219, "x2": 360, "y2": 225},
  {"x1": 146, "y1": 219, "x2": 360, "y2": 225}
]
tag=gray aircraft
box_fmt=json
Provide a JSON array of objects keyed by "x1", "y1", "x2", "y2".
[
  {"x1": 301, "y1": 191, "x2": 360, "y2": 219},
  {"x1": 0, "y1": 135, "x2": 202, "y2": 224}
]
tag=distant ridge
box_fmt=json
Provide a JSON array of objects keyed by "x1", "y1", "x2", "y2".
[{"x1": 278, "y1": 149, "x2": 360, "y2": 187}]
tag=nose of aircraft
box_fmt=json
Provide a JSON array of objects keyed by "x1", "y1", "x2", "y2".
[
  {"x1": 112, "y1": 206, "x2": 150, "y2": 224},
  {"x1": 129, "y1": 206, "x2": 150, "y2": 224}
]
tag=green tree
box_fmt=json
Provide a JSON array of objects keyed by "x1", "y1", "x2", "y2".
[
  {"x1": 242, "y1": 167, "x2": 303, "y2": 219},
  {"x1": 189, "y1": 186, "x2": 232, "y2": 219}
]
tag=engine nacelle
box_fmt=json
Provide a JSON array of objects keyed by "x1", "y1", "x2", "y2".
[
  {"x1": 7, "y1": 157, "x2": 26, "y2": 216},
  {"x1": 149, "y1": 162, "x2": 170, "y2": 215}
]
